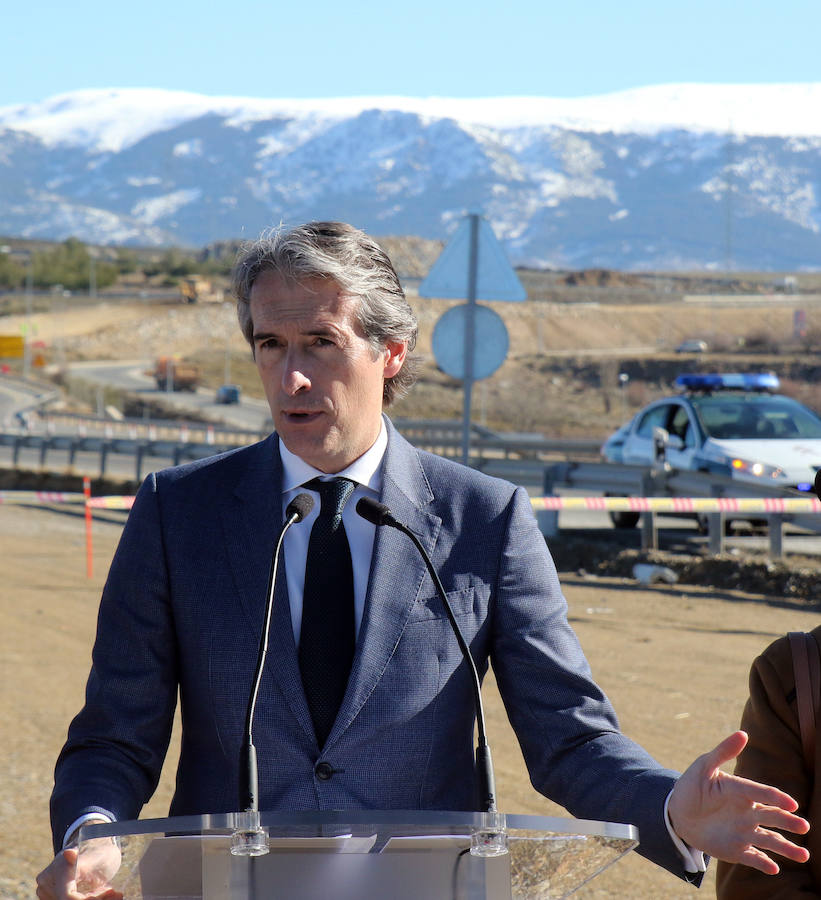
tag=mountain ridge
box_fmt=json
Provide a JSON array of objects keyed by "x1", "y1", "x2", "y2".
[
  {"x1": 2, "y1": 85, "x2": 821, "y2": 270},
  {"x1": 5, "y1": 84, "x2": 821, "y2": 151}
]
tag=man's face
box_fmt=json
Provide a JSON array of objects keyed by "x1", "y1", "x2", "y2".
[{"x1": 249, "y1": 271, "x2": 407, "y2": 473}]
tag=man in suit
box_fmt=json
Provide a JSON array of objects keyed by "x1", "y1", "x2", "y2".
[{"x1": 38, "y1": 221, "x2": 809, "y2": 898}]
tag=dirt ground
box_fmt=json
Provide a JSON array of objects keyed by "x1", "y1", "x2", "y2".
[
  {"x1": 6, "y1": 292, "x2": 821, "y2": 438},
  {"x1": 3, "y1": 503, "x2": 821, "y2": 899}
]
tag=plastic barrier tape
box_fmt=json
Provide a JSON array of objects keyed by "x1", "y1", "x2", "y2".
[
  {"x1": 0, "y1": 491, "x2": 85, "y2": 505},
  {"x1": 530, "y1": 496, "x2": 821, "y2": 514},
  {"x1": 2, "y1": 492, "x2": 819, "y2": 515}
]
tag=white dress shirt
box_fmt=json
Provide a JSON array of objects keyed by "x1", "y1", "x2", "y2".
[{"x1": 278, "y1": 420, "x2": 387, "y2": 647}]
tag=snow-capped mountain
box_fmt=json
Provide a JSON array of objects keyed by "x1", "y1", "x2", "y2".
[{"x1": 2, "y1": 85, "x2": 821, "y2": 270}]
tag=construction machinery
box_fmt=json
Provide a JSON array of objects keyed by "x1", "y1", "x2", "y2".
[
  {"x1": 150, "y1": 357, "x2": 200, "y2": 391},
  {"x1": 179, "y1": 277, "x2": 223, "y2": 304}
]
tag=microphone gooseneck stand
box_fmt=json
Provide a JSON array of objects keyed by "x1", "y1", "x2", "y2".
[
  {"x1": 356, "y1": 497, "x2": 497, "y2": 815},
  {"x1": 232, "y1": 493, "x2": 314, "y2": 856}
]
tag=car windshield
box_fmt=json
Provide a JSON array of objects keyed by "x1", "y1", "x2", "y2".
[{"x1": 690, "y1": 393, "x2": 821, "y2": 440}]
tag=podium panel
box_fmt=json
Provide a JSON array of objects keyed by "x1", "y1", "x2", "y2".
[{"x1": 77, "y1": 810, "x2": 638, "y2": 900}]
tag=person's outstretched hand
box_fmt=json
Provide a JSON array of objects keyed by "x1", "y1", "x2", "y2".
[
  {"x1": 669, "y1": 730, "x2": 810, "y2": 874},
  {"x1": 36, "y1": 841, "x2": 122, "y2": 900}
]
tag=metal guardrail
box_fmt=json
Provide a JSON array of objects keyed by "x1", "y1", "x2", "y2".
[
  {"x1": 542, "y1": 460, "x2": 821, "y2": 558},
  {"x1": 39, "y1": 410, "x2": 265, "y2": 445},
  {"x1": 0, "y1": 415, "x2": 603, "y2": 484},
  {"x1": 0, "y1": 432, "x2": 239, "y2": 482},
  {"x1": 22, "y1": 412, "x2": 604, "y2": 460},
  {"x1": 392, "y1": 419, "x2": 601, "y2": 462},
  {"x1": 3, "y1": 419, "x2": 818, "y2": 559}
]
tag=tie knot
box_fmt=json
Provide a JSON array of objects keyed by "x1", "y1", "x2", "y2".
[{"x1": 306, "y1": 478, "x2": 355, "y2": 526}]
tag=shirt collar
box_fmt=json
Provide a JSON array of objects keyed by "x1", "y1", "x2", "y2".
[{"x1": 280, "y1": 418, "x2": 387, "y2": 495}]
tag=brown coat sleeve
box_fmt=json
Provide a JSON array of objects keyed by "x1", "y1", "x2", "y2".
[{"x1": 716, "y1": 631, "x2": 821, "y2": 898}]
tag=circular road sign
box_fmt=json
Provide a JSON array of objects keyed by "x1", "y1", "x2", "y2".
[{"x1": 432, "y1": 304, "x2": 509, "y2": 381}]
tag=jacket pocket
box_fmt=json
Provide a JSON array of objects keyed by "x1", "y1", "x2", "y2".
[{"x1": 407, "y1": 585, "x2": 478, "y2": 622}]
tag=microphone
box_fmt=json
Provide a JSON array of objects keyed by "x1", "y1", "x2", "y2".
[
  {"x1": 239, "y1": 492, "x2": 314, "y2": 814},
  {"x1": 356, "y1": 496, "x2": 497, "y2": 814}
]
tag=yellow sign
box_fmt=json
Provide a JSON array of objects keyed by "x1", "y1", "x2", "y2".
[{"x1": 0, "y1": 335, "x2": 24, "y2": 358}]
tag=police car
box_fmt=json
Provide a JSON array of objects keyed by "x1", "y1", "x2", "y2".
[{"x1": 601, "y1": 373, "x2": 821, "y2": 526}]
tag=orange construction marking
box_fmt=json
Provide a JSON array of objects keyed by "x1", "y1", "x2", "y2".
[{"x1": 82, "y1": 495, "x2": 135, "y2": 578}]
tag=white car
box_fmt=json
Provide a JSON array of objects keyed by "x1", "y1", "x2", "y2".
[
  {"x1": 675, "y1": 339, "x2": 708, "y2": 353},
  {"x1": 601, "y1": 373, "x2": 821, "y2": 526}
]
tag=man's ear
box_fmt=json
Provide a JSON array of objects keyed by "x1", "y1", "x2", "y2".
[{"x1": 383, "y1": 340, "x2": 408, "y2": 378}]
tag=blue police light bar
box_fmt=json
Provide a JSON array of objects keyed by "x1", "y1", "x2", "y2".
[{"x1": 674, "y1": 373, "x2": 780, "y2": 392}]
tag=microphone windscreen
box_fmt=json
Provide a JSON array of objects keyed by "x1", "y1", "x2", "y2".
[
  {"x1": 356, "y1": 496, "x2": 391, "y2": 525},
  {"x1": 287, "y1": 493, "x2": 315, "y2": 522}
]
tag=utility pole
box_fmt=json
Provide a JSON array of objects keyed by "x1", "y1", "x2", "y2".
[
  {"x1": 89, "y1": 248, "x2": 97, "y2": 299},
  {"x1": 23, "y1": 252, "x2": 33, "y2": 378}
]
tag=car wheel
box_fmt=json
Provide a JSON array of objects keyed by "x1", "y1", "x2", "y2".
[{"x1": 609, "y1": 511, "x2": 641, "y2": 529}]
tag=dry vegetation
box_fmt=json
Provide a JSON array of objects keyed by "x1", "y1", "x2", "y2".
[{"x1": 5, "y1": 268, "x2": 821, "y2": 440}]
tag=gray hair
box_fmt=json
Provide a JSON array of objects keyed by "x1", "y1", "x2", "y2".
[{"x1": 231, "y1": 221, "x2": 419, "y2": 405}]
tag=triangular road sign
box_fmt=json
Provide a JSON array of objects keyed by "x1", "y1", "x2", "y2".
[{"x1": 419, "y1": 215, "x2": 527, "y2": 302}]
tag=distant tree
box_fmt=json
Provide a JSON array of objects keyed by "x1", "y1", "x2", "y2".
[
  {"x1": 143, "y1": 248, "x2": 198, "y2": 278},
  {"x1": 90, "y1": 256, "x2": 119, "y2": 292},
  {"x1": 31, "y1": 238, "x2": 118, "y2": 292},
  {"x1": 0, "y1": 252, "x2": 25, "y2": 289},
  {"x1": 114, "y1": 248, "x2": 138, "y2": 275},
  {"x1": 198, "y1": 241, "x2": 239, "y2": 276},
  {"x1": 197, "y1": 256, "x2": 234, "y2": 277}
]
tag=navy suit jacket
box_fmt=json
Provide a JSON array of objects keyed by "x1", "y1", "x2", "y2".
[{"x1": 51, "y1": 419, "x2": 689, "y2": 877}]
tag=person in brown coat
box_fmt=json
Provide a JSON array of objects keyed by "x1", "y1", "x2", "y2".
[{"x1": 716, "y1": 626, "x2": 821, "y2": 898}]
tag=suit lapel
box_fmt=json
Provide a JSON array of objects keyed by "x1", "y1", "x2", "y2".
[
  {"x1": 330, "y1": 421, "x2": 442, "y2": 741},
  {"x1": 222, "y1": 436, "x2": 280, "y2": 636},
  {"x1": 223, "y1": 424, "x2": 444, "y2": 748},
  {"x1": 222, "y1": 436, "x2": 315, "y2": 739}
]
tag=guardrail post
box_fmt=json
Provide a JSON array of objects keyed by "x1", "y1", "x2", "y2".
[
  {"x1": 39, "y1": 438, "x2": 49, "y2": 467},
  {"x1": 537, "y1": 466, "x2": 560, "y2": 538},
  {"x1": 768, "y1": 515, "x2": 784, "y2": 559},
  {"x1": 639, "y1": 471, "x2": 662, "y2": 550},
  {"x1": 707, "y1": 514, "x2": 724, "y2": 555},
  {"x1": 12, "y1": 436, "x2": 22, "y2": 466},
  {"x1": 640, "y1": 512, "x2": 657, "y2": 550},
  {"x1": 99, "y1": 442, "x2": 109, "y2": 477},
  {"x1": 134, "y1": 443, "x2": 144, "y2": 481}
]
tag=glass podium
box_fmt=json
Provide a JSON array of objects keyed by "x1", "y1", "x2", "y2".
[{"x1": 76, "y1": 809, "x2": 638, "y2": 900}]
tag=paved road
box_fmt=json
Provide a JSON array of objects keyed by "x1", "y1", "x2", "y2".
[
  {"x1": 0, "y1": 375, "x2": 60, "y2": 425},
  {"x1": 67, "y1": 359, "x2": 271, "y2": 431},
  {"x1": 6, "y1": 363, "x2": 821, "y2": 559}
]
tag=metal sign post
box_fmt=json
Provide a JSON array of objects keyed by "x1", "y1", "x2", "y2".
[
  {"x1": 462, "y1": 214, "x2": 479, "y2": 465},
  {"x1": 419, "y1": 213, "x2": 526, "y2": 467}
]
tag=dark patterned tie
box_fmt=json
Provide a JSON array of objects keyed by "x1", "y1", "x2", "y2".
[{"x1": 298, "y1": 477, "x2": 356, "y2": 747}]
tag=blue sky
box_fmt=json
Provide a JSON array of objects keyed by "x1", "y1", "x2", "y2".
[{"x1": 3, "y1": 0, "x2": 819, "y2": 107}]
